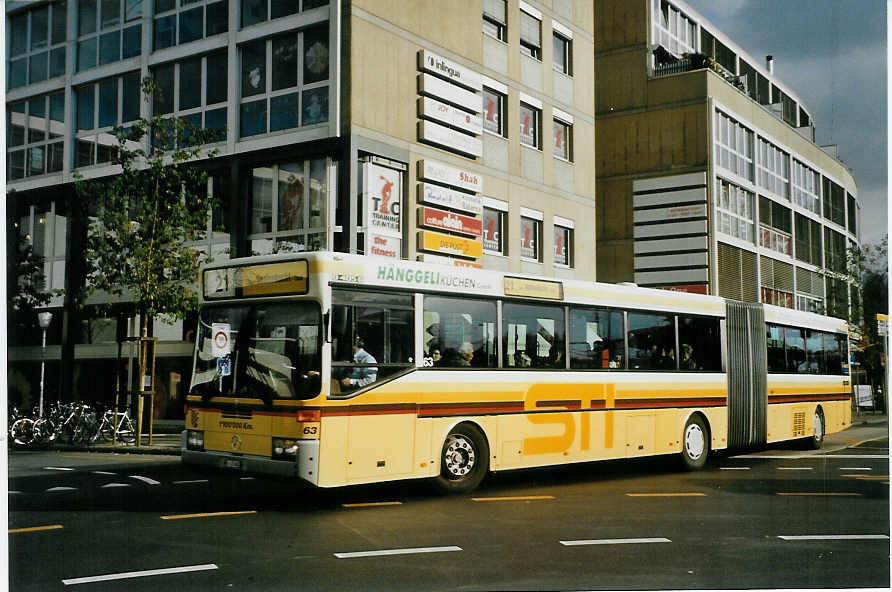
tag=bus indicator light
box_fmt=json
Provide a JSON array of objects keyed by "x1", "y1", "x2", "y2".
[{"x1": 297, "y1": 410, "x2": 321, "y2": 422}]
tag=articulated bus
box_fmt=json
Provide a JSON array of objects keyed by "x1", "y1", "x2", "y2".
[{"x1": 183, "y1": 252, "x2": 852, "y2": 493}]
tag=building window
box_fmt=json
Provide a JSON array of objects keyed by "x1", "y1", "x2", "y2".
[
  {"x1": 553, "y1": 222, "x2": 573, "y2": 267},
  {"x1": 519, "y1": 8, "x2": 541, "y2": 60},
  {"x1": 822, "y1": 177, "x2": 846, "y2": 227},
  {"x1": 792, "y1": 159, "x2": 820, "y2": 214},
  {"x1": 482, "y1": 206, "x2": 507, "y2": 255},
  {"x1": 74, "y1": 71, "x2": 142, "y2": 168},
  {"x1": 519, "y1": 102, "x2": 540, "y2": 149},
  {"x1": 76, "y1": 0, "x2": 141, "y2": 72},
  {"x1": 520, "y1": 215, "x2": 542, "y2": 262},
  {"x1": 794, "y1": 213, "x2": 823, "y2": 266},
  {"x1": 482, "y1": 87, "x2": 506, "y2": 137},
  {"x1": 9, "y1": 2, "x2": 67, "y2": 88},
  {"x1": 716, "y1": 179, "x2": 754, "y2": 243},
  {"x1": 7, "y1": 93, "x2": 65, "y2": 180},
  {"x1": 248, "y1": 158, "x2": 331, "y2": 255},
  {"x1": 714, "y1": 110, "x2": 754, "y2": 182},
  {"x1": 757, "y1": 137, "x2": 790, "y2": 200},
  {"x1": 652, "y1": 0, "x2": 695, "y2": 57},
  {"x1": 796, "y1": 294, "x2": 824, "y2": 314},
  {"x1": 553, "y1": 118, "x2": 571, "y2": 161},
  {"x1": 552, "y1": 30, "x2": 571, "y2": 75},
  {"x1": 153, "y1": 0, "x2": 229, "y2": 51},
  {"x1": 482, "y1": 0, "x2": 507, "y2": 42},
  {"x1": 823, "y1": 228, "x2": 847, "y2": 274},
  {"x1": 758, "y1": 196, "x2": 792, "y2": 256},
  {"x1": 847, "y1": 193, "x2": 858, "y2": 236},
  {"x1": 761, "y1": 287, "x2": 793, "y2": 309},
  {"x1": 151, "y1": 52, "x2": 228, "y2": 144},
  {"x1": 239, "y1": 25, "x2": 330, "y2": 138},
  {"x1": 16, "y1": 201, "x2": 68, "y2": 299},
  {"x1": 241, "y1": 0, "x2": 328, "y2": 28}
]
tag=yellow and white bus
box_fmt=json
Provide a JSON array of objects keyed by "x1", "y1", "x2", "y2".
[{"x1": 183, "y1": 252, "x2": 852, "y2": 493}]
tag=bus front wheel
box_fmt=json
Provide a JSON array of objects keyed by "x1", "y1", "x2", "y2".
[
  {"x1": 680, "y1": 415, "x2": 709, "y2": 470},
  {"x1": 432, "y1": 423, "x2": 489, "y2": 494},
  {"x1": 806, "y1": 408, "x2": 825, "y2": 450}
]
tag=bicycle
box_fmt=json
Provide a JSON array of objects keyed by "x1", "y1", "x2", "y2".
[{"x1": 92, "y1": 407, "x2": 137, "y2": 444}]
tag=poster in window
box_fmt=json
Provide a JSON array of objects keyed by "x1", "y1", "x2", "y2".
[
  {"x1": 482, "y1": 208, "x2": 502, "y2": 253},
  {"x1": 554, "y1": 226, "x2": 569, "y2": 266},
  {"x1": 519, "y1": 104, "x2": 536, "y2": 146},
  {"x1": 483, "y1": 89, "x2": 500, "y2": 133},
  {"x1": 364, "y1": 162, "x2": 402, "y2": 239},
  {"x1": 520, "y1": 216, "x2": 538, "y2": 260}
]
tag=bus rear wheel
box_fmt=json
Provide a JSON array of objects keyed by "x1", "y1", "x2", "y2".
[
  {"x1": 806, "y1": 408, "x2": 825, "y2": 450},
  {"x1": 432, "y1": 423, "x2": 489, "y2": 494},
  {"x1": 680, "y1": 415, "x2": 709, "y2": 470}
]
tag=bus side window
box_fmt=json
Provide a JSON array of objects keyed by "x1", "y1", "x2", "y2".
[
  {"x1": 627, "y1": 312, "x2": 675, "y2": 370},
  {"x1": 423, "y1": 296, "x2": 498, "y2": 368},
  {"x1": 677, "y1": 315, "x2": 721, "y2": 372},
  {"x1": 569, "y1": 307, "x2": 624, "y2": 370},
  {"x1": 766, "y1": 325, "x2": 786, "y2": 373},
  {"x1": 784, "y1": 327, "x2": 806, "y2": 373},
  {"x1": 502, "y1": 303, "x2": 565, "y2": 369}
]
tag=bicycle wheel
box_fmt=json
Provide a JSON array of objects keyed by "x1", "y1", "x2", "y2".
[
  {"x1": 11, "y1": 418, "x2": 35, "y2": 447},
  {"x1": 33, "y1": 418, "x2": 56, "y2": 445},
  {"x1": 117, "y1": 416, "x2": 137, "y2": 444}
]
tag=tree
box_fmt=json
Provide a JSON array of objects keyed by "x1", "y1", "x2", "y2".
[
  {"x1": 8, "y1": 236, "x2": 54, "y2": 324},
  {"x1": 74, "y1": 78, "x2": 220, "y2": 335},
  {"x1": 852, "y1": 236, "x2": 888, "y2": 399}
]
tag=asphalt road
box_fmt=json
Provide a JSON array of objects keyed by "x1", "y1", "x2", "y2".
[{"x1": 8, "y1": 423, "x2": 889, "y2": 591}]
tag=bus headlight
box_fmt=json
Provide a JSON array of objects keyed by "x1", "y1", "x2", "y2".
[
  {"x1": 186, "y1": 430, "x2": 204, "y2": 451},
  {"x1": 272, "y1": 438, "x2": 298, "y2": 461}
]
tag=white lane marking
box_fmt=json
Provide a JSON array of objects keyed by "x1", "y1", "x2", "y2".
[
  {"x1": 45, "y1": 487, "x2": 77, "y2": 492},
  {"x1": 778, "y1": 467, "x2": 814, "y2": 471},
  {"x1": 560, "y1": 538, "x2": 672, "y2": 546},
  {"x1": 9, "y1": 491, "x2": 22, "y2": 495},
  {"x1": 720, "y1": 467, "x2": 751, "y2": 470},
  {"x1": 100, "y1": 483, "x2": 132, "y2": 489},
  {"x1": 62, "y1": 563, "x2": 219, "y2": 586},
  {"x1": 173, "y1": 479, "x2": 209, "y2": 485},
  {"x1": 735, "y1": 454, "x2": 888, "y2": 459},
  {"x1": 778, "y1": 535, "x2": 889, "y2": 541},
  {"x1": 44, "y1": 467, "x2": 75, "y2": 471},
  {"x1": 130, "y1": 475, "x2": 161, "y2": 485},
  {"x1": 92, "y1": 471, "x2": 116, "y2": 475},
  {"x1": 839, "y1": 467, "x2": 872, "y2": 471},
  {"x1": 240, "y1": 477, "x2": 255, "y2": 481},
  {"x1": 334, "y1": 546, "x2": 462, "y2": 559}
]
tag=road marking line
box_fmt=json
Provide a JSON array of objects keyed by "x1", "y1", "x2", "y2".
[
  {"x1": 560, "y1": 537, "x2": 671, "y2": 546},
  {"x1": 341, "y1": 501, "x2": 403, "y2": 508},
  {"x1": 92, "y1": 471, "x2": 116, "y2": 475},
  {"x1": 45, "y1": 487, "x2": 77, "y2": 492},
  {"x1": 839, "y1": 467, "x2": 872, "y2": 471},
  {"x1": 44, "y1": 467, "x2": 75, "y2": 471},
  {"x1": 626, "y1": 493, "x2": 706, "y2": 497},
  {"x1": 239, "y1": 477, "x2": 255, "y2": 481},
  {"x1": 172, "y1": 479, "x2": 209, "y2": 484},
  {"x1": 334, "y1": 546, "x2": 461, "y2": 559},
  {"x1": 9, "y1": 524, "x2": 64, "y2": 534},
  {"x1": 101, "y1": 483, "x2": 132, "y2": 488},
  {"x1": 735, "y1": 454, "x2": 888, "y2": 459},
  {"x1": 130, "y1": 475, "x2": 161, "y2": 485},
  {"x1": 842, "y1": 475, "x2": 889, "y2": 480},
  {"x1": 778, "y1": 467, "x2": 814, "y2": 471},
  {"x1": 161, "y1": 510, "x2": 256, "y2": 520},
  {"x1": 471, "y1": 495, "x2": 555, "y2": 502},
  {"x1": 776, "y1": 493, "x2": 861, "y2": 497},
  {"x1": 720, "y1": 467, "x2": 751, "y2": 470},
  {"x1": 62, "y1": 563, "x2": 218, "y2": 586},
  {"x1": 778, "y1": 535, "x2": 889, "y2": 541}
]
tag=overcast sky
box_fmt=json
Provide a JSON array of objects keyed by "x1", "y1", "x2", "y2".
[{"x1": 684, "y1": 0, "x2": 887, "y2": 245}]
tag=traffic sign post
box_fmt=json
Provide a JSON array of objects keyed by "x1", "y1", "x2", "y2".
[
  {"x1": 878, "y1": 314, "x2": 888, "y2": 415},
  {"x1": 136, "y1": 329, "x2": 157, "y2": 447}
]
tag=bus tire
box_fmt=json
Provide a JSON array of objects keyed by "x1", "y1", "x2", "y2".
[
  {"x1": 432, "y1": 423, "x2": 489, "y2": 494},
  {"x1": 806, "y1": 407, "x2": 825, "y2": 450},
  {"x1": 680, "y1": 414, "x2": 709, "y2": 470}
]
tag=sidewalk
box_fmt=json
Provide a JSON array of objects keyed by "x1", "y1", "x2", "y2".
[{"x1": 51, "y1": 420, "x2": 184, "y2": 456}]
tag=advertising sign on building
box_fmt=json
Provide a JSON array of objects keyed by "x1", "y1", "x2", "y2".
[
  {"x1": 418, "y1": 159, "x2": 482, "y2": 193},
  {"x1": 482, "y1": 208, "x2": 502, "y2": 252},
  {"x1": 418, "y1": 253, "x2": 483, "y2": 269},
  {"x1": 417, "y1": 206, "x2": 483, "y2": 238},
  {"x1": 520, "y1": 217, "x2": 538, "y2": 260},
  {"x1": 418, "y1": 50, "x2": 483, "y2": 92},
  {"x1": 418, "y1": 97, "x2": 483, "y2": 135},
  {"x1": 369, "y1": 234, "x2": 401, "y2": 259},
  {"x1": 417, "y1": 183, "x2": 482, "y2": 216},
  {"x1": 364, "y1": 163, "x2": 402, "y2": 239},
  {"x1": 418, "y1": 120, "x2": 483, "y2": 157},
  {"x1": 418, "y1": 73, "x2": 480, "y2": 114},
  {"x1": 417, "y1": 230, "x2": 483, "y2": 258}
]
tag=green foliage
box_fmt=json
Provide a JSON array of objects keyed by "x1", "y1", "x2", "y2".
[
  {"x1": 9, "y1": 236, "x2": 54, "y2": 318},
  {"x1": 74, "y1": 77, "x2": 221, "y2": 330}
]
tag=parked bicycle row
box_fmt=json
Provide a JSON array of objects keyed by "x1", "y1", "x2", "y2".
[{"x1": 8, "y1": 402, "x2": 137, "y2": 448}]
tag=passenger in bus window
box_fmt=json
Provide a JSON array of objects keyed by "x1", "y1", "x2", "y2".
[
  {"x1": 431, "y1": 348, "x2": 442, "y2": 365},
  {"x1": 341, "y1": 336, "x2": 378, "y2": 389},
  {"x1": 609, "y1": 353, "x2": 622, "y2": 368},
  {"x1": 680, "y1": 344, "x2": 698, "y2": 370},
  {"x1": 457, "y1": 342, "x2": 474, "y2": 366}
]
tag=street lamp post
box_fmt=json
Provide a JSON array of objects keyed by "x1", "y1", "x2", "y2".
[{"x1": 37, "y1": 311, "x2": 53, "y2": 418}]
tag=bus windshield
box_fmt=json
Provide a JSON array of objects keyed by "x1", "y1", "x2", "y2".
[{"x1": 189, "y1": 302, "x2": 322, "y2": 401}]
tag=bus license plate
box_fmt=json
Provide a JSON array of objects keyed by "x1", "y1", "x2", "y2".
[{"x1": 223, "y1": 459, "x2": 242, "y2": 470}]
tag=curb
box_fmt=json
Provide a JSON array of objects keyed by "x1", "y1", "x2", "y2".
[{"x1": 54, "y1": 444, "x2": 182, "y2": 456}]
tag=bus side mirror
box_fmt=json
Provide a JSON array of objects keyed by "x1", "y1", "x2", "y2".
[{"x1": 323, "y1": 311, "x2": 331, "y2": 343}]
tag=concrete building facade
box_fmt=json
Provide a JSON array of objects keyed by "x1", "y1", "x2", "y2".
[
  {"x1": 594, "y1": 0, "x2": 860, "y2": 320},
  {"x1": 6, "y1": 0, "x2": 596, "y2": 413}
]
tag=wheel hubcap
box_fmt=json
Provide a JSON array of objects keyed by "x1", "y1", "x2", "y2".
[
  {"x1": 685, "y1": 423, "x2": 705, "y2": 460},
  {"x1": 443, "y1": 435, "x2": 476, "y2": 478}
]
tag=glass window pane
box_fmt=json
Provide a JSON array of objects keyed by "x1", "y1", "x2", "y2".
[
  {"x1": 766, "y1": 325, "x2": 785, "y2": 372},
  {"x1": 179, "y1": 57, "x2": 202, "y2": 110},
  {"x1": 569, "y1": 307, "x2": 624, "y2": 369},
  {"x1": 520, "y1": 216, "x2": 539, "y2": 259},
  {"x1": 678, "y1": 316, "x2": 721, "y2": 371},
  {"x1": 79, "y1": 0, "x2": 97, "y2": 36},
  {"x1": 482, "y1": 88, "x2": 502, "y2": 134},
  {"x1": 50, "y1": 47, "x2": 66, "y2": 77},
  {"x1": 76, "y1": 86, "x2": 96, "y2": 130},
  {"x1": 271, "y1": 0, "x2": 299, "y2": 18},
  {"x1": 205, "y1": 107, "x2": 227, "y2": 140},
  {"x1": 77, "y1": 37, "x2": 98, "y2": 71},
  {"x1": 519, "y1": 103, "x2": 537, "y2": 147},
  {"x1": 28, "y1": 146, "x2": 46, "y2": 176},
  {"x1": 50, "y1": 92, "x2": 65, "y2": 123},
  {"x1": 272, "y1": 34, "x2": 298, "y2": 90},
  {"x1": 240, "y1": 99, "x2": 267, "y2": 137},
  {"x1": 155, "y1": 0, "x2": 175, "y2": 12},
  {"x1": 301, "y1": 87, "x2": 328, "y2": 125},
  {"x1": 270, "y1": 92, "x2": 300, "y2": 131},
  {"x1": 250, "y1": 166, "x2": 274, "y2": 234},
  {"x1": 9, "y1": 150, "x2": 26, "y2": 180},
  {"x1": 784, "y1": 327, "x2": 805, "y2": 373},
  {"x1": 308, "y1": 158, "x2": 326, "y2": 229},
  {"x1": 9, "y1": 106, "x2": 25, "y2": 147},
  {"x1": 28, "y1": 97, "x2": 47, "y2": 143},
  {"x1": 206, "y1": 0, "x2": 229, "y2": 35},
  {"x1": 628, "y1": 312, "x2": 675, "y2": 370},
  {"x1": 153, "y1": 63, "x2": 174, "y2": 115},
  {"x1": 47, "y1": 142, "x2": 64, "y2": 173},
  {"x1": 241, "y1": 40, "x2": 266, "y2": 97},
  {"x1": 125, "y1": 0, "x2": 142, "y2": 22},
  {"x1": 179, "y1": 112, "x2": 202, "y2": 146},
  {"x1": 122, "y1": 71, "x2": 141, "y2": 122},
  {"x1": 303, "y1": 26, "x2": 329, "y2": 84},
  {"x1": 482, "y1": 207, "x2": 503, "y2": 253},
  {"x1": 29, "y1": 52, "x2": 49, "y2": 83},
  {"x1": 242, "y1": 0, "x2": 267, "y2": 27},
  {"x1": 554, "y1": 226, "x2": 570, "y2": 265},
  {"x1": 31, "y1": 7, "x2": 50, "y2": 50},
  {"x1": 503, "y1": 303, "x2": 564, "y2": 369},
  {"x1": 101, "y1": 0, "x2": 120, "y2": 29},
  {"x1": 99, "y1": 78, "x2": 118, "y2": 127},
  {"x1": 553, "y1": 35, "x2": 566, "y2": 72},
  {"x1": 206, "y1": 52, "x2": 228, "y2": 104},
  {"x1": 277, "y1": 163, "x2": 305, "y2": 232},
  {"x1": 180, "y1": 6, "x2": 204, "y2": 44},
  {"x1": 424, "y1": 296, "x2": 498, "y2": 368},
  {"x1": 122, "y1": 25, "x2": 141, "y2": 58},
  {"x1": 11, "y1": 13, "x2": 28, "y2": 56},
  {"x1": 9, "y1": 59, "x2": 28, "y2": 89},
  {"x1": 76, "y1": 138, "x2": 95, "y2": 167},
  {"x1": 805, "y1": 330, "x2": 825, "y2": 374},
  {"x1": 153, "y1": 15, "x2": 177, "y2": 50},
  {"x1": 303, "y1": 0, "x2": 329, "y2": 8},
  {"x1": 99, "y1": 30, "x2": 121, "y2": 65}
]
